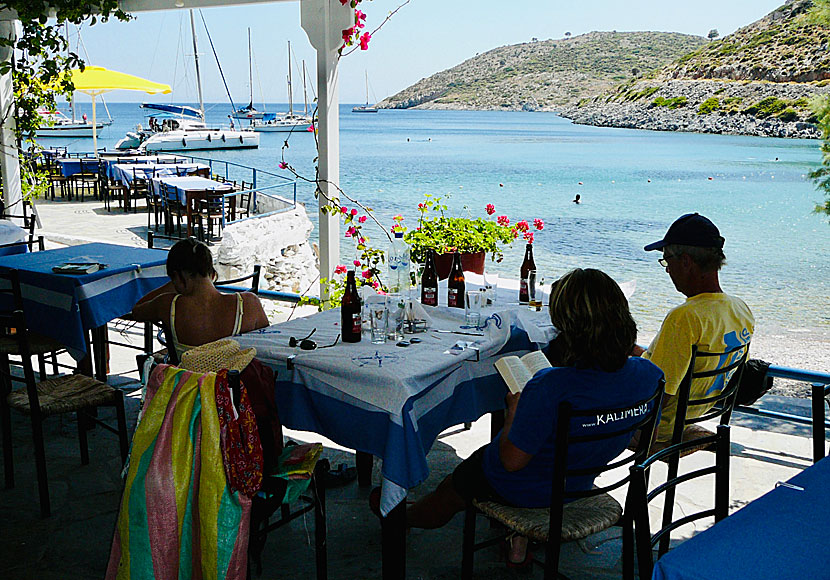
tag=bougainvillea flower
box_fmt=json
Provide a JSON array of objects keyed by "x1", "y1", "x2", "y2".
[
  {"x1": 533, "y1": 218, "x2": 544, "y2": 230},
  {"x1": 278, "y1": 161, "x2": 288, "y2": 170},
  {"x1": 372, "y1": 281, "x2": 380, "y2": 289},
  {"x1": 359, "y1": 32, "x2": 371, "y2": 50},
  {"x1": 485, "y1": 204, "x2": 495, "y2": 215},
  {"x1": 523, "y1": 231, "x2": 535, "y2": 244},
  {"x1": 358, "y1": 236, "x2": 366, "y2": 244},
  {"x1": 393, "y1": 214, "x2": 403, "y2": 221},
  {"x1": 497, "y1": 215, "x2": 509, "y2": 226},
  {"x1": 340, "y1": 206, "x2": 348, "y2": 214},
  {"x1": 342, "y1": 26, "x2": 355, "y2": 42},
  {"x1": 516, "y1": 220, "x2": 529, "y2": 232},
  {"x1": 353, "y1": 260, "x2": 361, "y2": 267},
  {"x1": 358, "y1": 215, "x2": 367, "y2": 223},
  {"x1": 339, "y1": 0, "x2": 348, "y2": 5},
  {"x1": 361, "y1": 270, "x2": 372, "y2": 279},
  {"x1": 346, "y1": 226, "x2": 357, "y2": 237},
  {"x1": 306, "y1": 124, "x2": 315, "y2": 132},
  {"x1": 334, "y1": 265, "x2": 347, "y2": 274},
  {"x1": 350, "y1": 208, "x2": 358, "y2": 216}
]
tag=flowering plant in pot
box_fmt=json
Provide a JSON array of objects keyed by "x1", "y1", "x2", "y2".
[{"x1": 403, "y1": 194, "x2": 544, "y2": 278}]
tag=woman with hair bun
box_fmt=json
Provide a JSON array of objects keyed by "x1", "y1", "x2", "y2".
[
  {"x1": 130, "y1": 237, "x2": 269, "y2": 361},
  {"x1": 399, "y1": 268, "x2": 663, "y2": 565}
]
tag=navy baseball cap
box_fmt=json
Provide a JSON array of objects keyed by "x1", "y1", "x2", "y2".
[{"x1": 644, "y1": 213, "x2": 724, "y2": 251}]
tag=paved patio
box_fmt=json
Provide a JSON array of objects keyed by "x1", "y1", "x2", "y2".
[{"x1": 0, "y1": 194, "x2": 825, "y2": 579}]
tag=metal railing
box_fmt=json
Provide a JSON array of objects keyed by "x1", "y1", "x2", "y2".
[
  {"x1": 734, "y1": 365, "x2": 830, "y2": 463},
  {"x1": 178, "y1": 154, "x2": 292, "y2": 190}
]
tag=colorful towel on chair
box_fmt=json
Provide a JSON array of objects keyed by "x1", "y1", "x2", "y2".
[
  {"x1": 106, "y1": 365, "x2": 252, "y2": 580},
  {"x1": 273, "y1": 442, "x2": 323, "y2": 504}
]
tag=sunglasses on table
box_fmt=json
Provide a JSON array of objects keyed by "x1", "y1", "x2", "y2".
[{"x1": 288, "y1": 328, "x2": 340, "y2": 350}]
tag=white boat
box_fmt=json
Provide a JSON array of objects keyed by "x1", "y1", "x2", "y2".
[
  {"x1": 35, "y1": 109, "x2": 112, "y2": 137},
  {"x1": 250, "y1": 41, "x2": 313, "y2": 133},
  {"x1": 352, "y1": 71, "x2": 378, "y2": 113},
  {"x1": 231, "y1": 29, "x2": 266, "y2": 120},
  {"x1": 114, "y1": 12, "x2": 258, "y2": 152}
]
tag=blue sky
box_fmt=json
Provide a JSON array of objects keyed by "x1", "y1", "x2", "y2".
[{"x1": 70, "y1": 0, "x2": 784, "y2": 105}]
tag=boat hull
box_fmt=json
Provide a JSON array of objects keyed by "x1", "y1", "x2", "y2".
[
  {"x1": 36, "y1": 122, "x2": 110, "y2": 138},
  {"x1": 352, "y1": 107, "x2": 378, "y2": 113},
  {"x1": 142, "y1": 130, "x2": 260, "y2": 152}
]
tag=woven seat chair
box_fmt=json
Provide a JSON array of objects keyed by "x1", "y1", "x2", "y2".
[
  {"x1": 98, "y1": 164, "x2": 126, "y2": 212},
  {"x1": 195, "y1": 189, "x2": 227, "y2": 242},
  {"x1": 0, "y1": 270, "x2": 128, "y2": 518},
  {"x1": 461, "y1": 381, "x2": 664, "y2": 580},
  {"x1": 70, "y1": 158, "x2": 98, "y2": 202}
]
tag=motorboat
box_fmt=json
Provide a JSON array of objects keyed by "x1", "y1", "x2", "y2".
[
  {"x1": 115, "y1": 103, "x2": 259, "y2": 151},
  {"x1": 35, "y1": 108, "x2": 112, "y2": 138},
  {"x1": 352, "y1": 71, "x2": 378, "y2": 113}
]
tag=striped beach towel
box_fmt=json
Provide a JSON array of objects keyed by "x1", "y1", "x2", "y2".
[{"x1": 106, "y1": 365, "x2": 251, "y2": 580}]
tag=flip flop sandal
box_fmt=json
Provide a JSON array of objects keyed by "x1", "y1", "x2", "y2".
[
  {"x1": 504, "y1": 533, "x2": 533, "y2": 569},
  {"x1": 322, "y1": 463, "x2": 358, "y2": 488}
]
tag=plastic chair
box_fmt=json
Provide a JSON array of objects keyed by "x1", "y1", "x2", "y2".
[
  {"x1": 460, "y1": 380, "x2": 664, "y2": 580},
  {"x1": 629, "y1": 424, "x2": 732, "y2": 579},
  {"x1": 0, "y1": 270, "x2": 128, "y2": 517}
]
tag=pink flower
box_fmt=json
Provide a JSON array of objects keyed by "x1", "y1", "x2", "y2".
[
  {"x1": 418, "y1": 203, "x2": 425, "y2": 210},
  {"x1": 358, "y1": 236, "x2": 366, "y2": 244},
  {"x1": 516, "y1": 220, "x2": 529, "y2": 232},
  {"x1": 511, "y1": 227, "x2": 519, "y2": 239},
  {"x1": 358, "y1": 215, "x2": 367, "y2": 223},
  {"x1": 342, "y1": 26, "x2": 355, "y2": 42},
  {"x1": 334, "y1": 265, "x2": 347, "y2": 275},
  {"x1": 346, "y1": 226, "x2": 357, "y2": 237},
  {"x1": 372, "y1": 281, "x2": 380, "y2": 289},
  {"x1": 306, "y1": 124, "x2": 315, "y2": 132},
  {"x1": 361, "y1": 270, "x2": 372, "y2": 279},
  {"x1": 339, "y1": 0, "x2": 348, "y2": 5},
  {"x1": 340, "y1": 206, "x2": 348, "y2": 214},
  {"x1": 359, "y1": 32, "x2": 371, "y2": 50},
  {"x1": 279, "y1": 161, "x2": 288, "y2": 170},
  {"x1": 485, "y1": 203, "x2": 495, "y2": 215},
  {"x1": 497, "y1": 215, "x2": 510, "y2": 226},
  {"x1": 533, "y1": 218, "x2": 544, "y2": 230},
  {"x1": 353, "y1": 260, "x2": 361, "y2": 267},
  {"x1": 523, "y1": 231, "x2": 535, "y2": 244},
  {"x1": 355, "y1": 9, "x2": 366, "y2": 21},
  {"x1": 351, "y1": 208, "x2": 358, "y2": 216}
]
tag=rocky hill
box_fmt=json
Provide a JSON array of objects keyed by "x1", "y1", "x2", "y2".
[
  {"x1": 377, "y1": 31, "x2": 708, "y2": 111},
  {"x1": 560, "y1": 0, "x2": 830, "y2": 138}
]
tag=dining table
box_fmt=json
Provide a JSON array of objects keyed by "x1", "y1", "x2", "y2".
[
  {"x1": 57, "y1": 157, "x2": 100, "y2": 177},
  {"x1": 652, "y1": 455, "x2": 830, "y2": 580},
  {"x1": 109, "y1": 162, "x2": 209, "y2": 186},
  {"x1": 0, "y1": 242, "x2": 168, "y2": 380},
  {"x1": 236, "y1": 279, "x2": 556, "y2": 579},
  {"x1": 100, "y1": 154, "x2": 188, "y2": 179},
  {"x1": 151, "y1": 175, "x2": 235, "y2": 237}
]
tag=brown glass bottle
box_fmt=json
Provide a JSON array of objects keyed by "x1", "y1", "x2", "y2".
[
  {"x1": 519, "y1": 243, "x2": 536, "y2": 304},
  {"x1": 447, "y1": 251, "x2": 465, "y2": 308},
  {"x1": 341, "y1": 270, "x2": 362, "y2": 343},
  {"x1": 421, "y1": 250, "x2": 438, "y2": 306}
]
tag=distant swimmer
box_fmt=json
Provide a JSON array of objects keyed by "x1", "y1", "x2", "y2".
[{"x1": 573, "y1": 194, "x2": 581, "y2": 204}]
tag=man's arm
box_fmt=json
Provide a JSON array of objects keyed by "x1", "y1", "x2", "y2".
[{"x1": 499, "y1": 392, "x2": 534, "y2": 472}]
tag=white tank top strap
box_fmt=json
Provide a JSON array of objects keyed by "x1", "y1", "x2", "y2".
[{"x1": 232, "y1": 293, "x2": 244, "y2": 336}]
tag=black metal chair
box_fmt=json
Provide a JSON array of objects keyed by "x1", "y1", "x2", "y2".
[
  {"x1": 629, "y1": 424, "x2": 732, "y2": 579},
  {"x1": 216, "y1": 264, "x2": 262, "y2": 294},
  {"x1": 460, "y1": 380, "x2": 665, "y2": 580},
  {"x1": 0, "y1": 269, "x2": 129, "y2": 517}
]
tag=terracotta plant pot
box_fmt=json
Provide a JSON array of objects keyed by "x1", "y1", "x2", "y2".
[{"x1": 433, "y1": 251, "x2": 486, "y2": 280}]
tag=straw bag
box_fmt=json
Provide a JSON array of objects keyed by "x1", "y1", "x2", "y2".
[{"x1": 179, "y1": 338, "x2": 256, "y2": 374}]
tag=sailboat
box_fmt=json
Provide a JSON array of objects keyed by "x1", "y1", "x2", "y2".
[
  {"x1": 115, "y1": 10, "x2": 259, "y2": 151},
  {"x1": 231, "y1": 29, "x2": 265, "y2": 120},
  {"x1": 250, "y1": 41, "x2": 313, "y2": 132},
  {"x1": 352, "y1": 71, "x2": 378, "y2": 113}
]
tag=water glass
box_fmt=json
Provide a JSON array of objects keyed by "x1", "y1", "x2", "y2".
[
  {"x1": 526, "y1": 270, "x2": 541, "y2": 311},
  {"x1": 368, "y1": 301, "x2": 388, "y2": 344},
  {"x1": 386, "y1": 293, "x2": 406, "y2": 341},
  {"x1": 465, "y1": 290, "x2": 483, "y2": 327},
  {"x1": 483, "y1": 271, "x2": 499, "y2": 305}
]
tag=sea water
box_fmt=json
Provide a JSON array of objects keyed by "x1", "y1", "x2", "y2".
[{"x1": 43, "y1": 103, "x2": 829, "y2": 336}]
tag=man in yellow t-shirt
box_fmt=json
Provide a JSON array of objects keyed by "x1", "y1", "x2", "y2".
[{"x1": 639, "y1": 213, "x2": 754, "y2": 442}]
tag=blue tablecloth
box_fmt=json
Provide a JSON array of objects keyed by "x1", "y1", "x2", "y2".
[
  {"x1": 236, "y1": 299, "x2": 556, "y2": 516},
  {"x1": 102, "y1": 155, "x2": 190, "y2": 179},
  {"x1": 652, "y1": 456, "x2": 830, "y2": 580},
  {"x1": 57, "y1": 158, "x2": 100, "y2": 177},
  {"x1": 152, "y1": 175, "x2": 233, "y2": 206},
  {"x1": 0, "y1": 242, "x2": 168, "y2": 359},
  {"x1": 111, "y1": 163, "x2": 208, "y2": 185}
]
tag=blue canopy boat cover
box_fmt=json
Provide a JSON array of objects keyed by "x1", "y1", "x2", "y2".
[{"x1": 141, "y1": 103, "x2": 203, "y2": 119}]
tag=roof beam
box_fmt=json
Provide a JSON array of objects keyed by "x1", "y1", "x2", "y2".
[{"x1": 117, "y1": 0, "x2": 288, "y2": 13}]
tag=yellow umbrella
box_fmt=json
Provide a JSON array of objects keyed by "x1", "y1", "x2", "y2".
[{"x1": 66, "y1": 66, "x2": 172, "y2": 154}]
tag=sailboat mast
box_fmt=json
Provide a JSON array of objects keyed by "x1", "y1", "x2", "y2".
[
  {"x1": 247, "y1": 28, "x2": 253, "y2": 108},
  {"x1": 190, "y1": 9, "x2": 206, "y2": 121},
  {"x1": 302, "y1": 60, "x2": 309, "y2": 116},
  {"x1": 65, "y1": 22, "x2": 76, "y2": 122},
  {"x1": 365, "y1": 70, "x2": 369, "y2": 106},
  {"x1": 287, "y1": 41, "x2": 294, "y2": 116}
]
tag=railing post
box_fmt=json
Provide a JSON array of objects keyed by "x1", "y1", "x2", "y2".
[{"x1": 812, "y1": 383, "x2": 827, "y2": 463}]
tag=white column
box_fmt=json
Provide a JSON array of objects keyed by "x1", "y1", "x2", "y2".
[
  {"x1": 0, "y1": 17, "x2": 21, "y2": 216},
  {"x1": 301, "y1": 0, "x2": 351, "y2": 300}
]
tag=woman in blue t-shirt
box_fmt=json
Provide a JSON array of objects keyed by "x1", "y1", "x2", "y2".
[{"x1": 401, "y1": 268, "x2": 664, "y2": 563}]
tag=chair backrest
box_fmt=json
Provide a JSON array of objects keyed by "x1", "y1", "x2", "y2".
[
  {"x1": 215, "y1": 264, "x2": 262, "y2": 294},
  {"x1": 194, "y1": 167, "x2": 210, "y2": 178},
  {"x1": 542, "y1": 379, "x2": 664, "y2": 572},
  {"x1": 162, "y1": 182, "x2": 180, "y2": 205},
  {"x1": 0, "y1": 269, "x2": 39, "y2": 401},
  {"x1": 670, "y1": 342, "x2": 750, "y2": 445},
  {"x1": 0, "y1": 236, "x2": 45, "y2": 254},
  {"x1": 630, "y1": 424, "x2": 731, "y2": 578}
]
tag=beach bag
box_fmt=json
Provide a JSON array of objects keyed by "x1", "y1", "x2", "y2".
[{"x1": 731, "y1": 358, "x2": 773, "y2": 406}]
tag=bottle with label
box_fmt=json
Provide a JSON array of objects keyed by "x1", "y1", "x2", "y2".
[
  {"x1": 447, "y1": 251, "x2": 465, "y2": 308},
  {"x1": 341, "y1": 270, "x2": 362, "y2": 343},
  {"x1": 519, "y1": 243, "x2": 536, "y2": 304},
  {"x1": 420, "y1": 249, "x2": 438, "y2": 306},
  {"x1": 387, "y1": 231, "x2": 411, "y2": 294}
]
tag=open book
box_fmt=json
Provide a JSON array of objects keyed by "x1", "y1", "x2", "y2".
[
  {"x1": 52, "y1": 262, "x2": 102, "y2": 275},
  {"x1": 494, "y1": 350, "x2": 552, "y2": 394}
]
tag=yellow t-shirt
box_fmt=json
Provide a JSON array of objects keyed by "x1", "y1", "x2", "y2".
[{"x1": 644, "y1": 293, "x2": 754, "y2": 442}]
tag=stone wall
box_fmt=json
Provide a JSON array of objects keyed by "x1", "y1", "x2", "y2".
[{"x1": 215, "y1": 205, "x2": 318, "y2": 296}]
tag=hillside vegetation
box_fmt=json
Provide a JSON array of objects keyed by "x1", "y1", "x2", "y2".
[{"x1": 378, "y1": 31, "x2": 708, "y2": 111}]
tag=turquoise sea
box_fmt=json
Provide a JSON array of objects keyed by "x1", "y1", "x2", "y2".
[{"x1": 42, "y1": 102, "x2": 829, "y2": 337}]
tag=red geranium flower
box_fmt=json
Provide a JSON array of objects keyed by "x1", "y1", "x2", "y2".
[{"x1": 485, "y1": 203, "x2": 495, "y2": 215}]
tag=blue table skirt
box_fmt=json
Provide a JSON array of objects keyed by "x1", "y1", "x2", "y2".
[{"x1": 58, "y1": 158, "x2": 100, "y2": 177}]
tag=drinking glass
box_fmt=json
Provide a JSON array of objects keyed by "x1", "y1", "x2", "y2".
[
  {"x1": 368, "y1": 301, "x2": 388, "y2": 344},
  {"x1": 483, "y1": 271, "x2": 499, "y2": 305},
  {"x1": 386, "y1": 293, "x2": 406, "y2": 341},
  {"x1": 526, "y1": 270, "x2": 541, "y2": 311},
  {"x1": 465, "y1": 290, "x2": 483, "y2": 327}
]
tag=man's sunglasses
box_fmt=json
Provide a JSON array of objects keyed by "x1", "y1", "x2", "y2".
[{"x1": 289, "y1": 328, "x2": 340, "y2": 350}]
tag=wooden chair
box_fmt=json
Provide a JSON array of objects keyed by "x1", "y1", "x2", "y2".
[
  {"x1": 98, "y1": 164, "x2": 126, "y2": 212},
  {"x1": 0, "y1": 269, "x2": 129, "y2": 517},
  {"x1": 193, "y1": 166, "x2": 210, "y2": 178},
  {"x1": 651, "y1": 343, "x2": 749, "y2": 555},
  {"x1": 237, "y1": 180, "x2": 254, "y2": 219},
  {"x1": 161, "y1": 182, "x2": 186, "y2": 237},
  {"x1": 460, "y1": 381, "x2": 665, "y2": 580},
  {"x1": 629, "y1": 424, "x2": 732, "y2": 579},
  {"x1": 130, "y1": 168, "x2": 154, "y2": 215},
  {"x1": 70, "y1": 158, "x2": 98, "y2": 202},
  {"x1": 46, "y1": 158, "x2": 70, "y2": 201},
  {"x1": 195, "y1": 189, "x2": 226, "y2": 242}
]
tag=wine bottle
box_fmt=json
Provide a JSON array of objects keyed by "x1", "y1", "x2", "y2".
[
  {"x1": 341, "y1": 270, "x2": 362, "y2": 343},
  {"x1": 421, "y1": 250, "x2": 438, "y2": 306},
  {"x1": 447, "y1": 251, "x2": 465, "y2": 308},
  {"x1": 519, "y1": 243, "x2": 536, "y2": 304}
]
